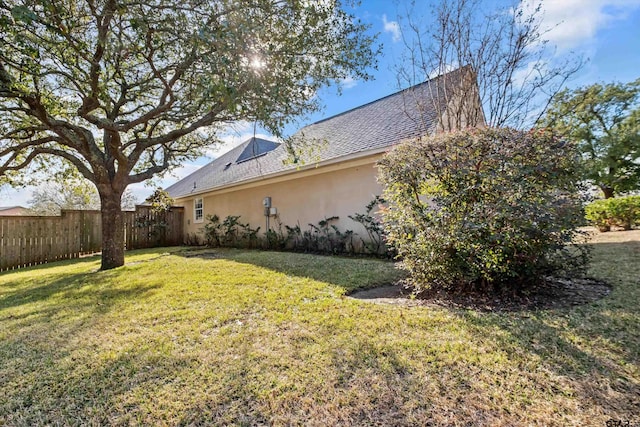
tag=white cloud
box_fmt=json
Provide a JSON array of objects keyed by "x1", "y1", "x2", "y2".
[
  {"x1": 339, "y1": 76, "x2": 357, "y2": 89},
  {"x1": 382, "y1": 14, "x2": 401, "y2": 42},
  {"x1": 427, "y1": 62, "x2": 460, "y2": 79},
  {"x1": 520, "y1": 0, "x2": 640, "y2": 51}
]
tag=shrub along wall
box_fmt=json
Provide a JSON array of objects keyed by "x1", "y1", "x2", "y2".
[{"x1": 188, "y1": 197, "x2": 393, "y2": 258}]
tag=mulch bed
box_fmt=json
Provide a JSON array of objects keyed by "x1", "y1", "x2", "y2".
[{"x1": 349, "y1": 277, "x2": 612, "y2": 312}]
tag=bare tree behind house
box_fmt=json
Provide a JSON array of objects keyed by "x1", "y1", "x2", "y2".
[{"x1": 396, "y1": 0, "x2": 583, "y2": 130}]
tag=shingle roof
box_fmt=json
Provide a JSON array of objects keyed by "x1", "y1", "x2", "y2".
[{"x1": 166, "y1": 67, "x2": 468, "y2": 199}]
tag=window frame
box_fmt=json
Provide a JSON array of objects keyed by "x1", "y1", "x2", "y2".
[{"x1": 194, "y1": 197, "x2": 204, "y2": 223}]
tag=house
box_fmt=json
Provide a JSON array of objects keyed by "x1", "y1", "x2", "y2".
[
  {"x1": 0, "y1": 206, "x2": 32, "y2": 216},
  {"x1": 166, "y1": 66, "x2": 484, "y2": 244}
]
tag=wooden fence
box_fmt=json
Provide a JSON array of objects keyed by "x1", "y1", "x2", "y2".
[
  {"x1": 0, "y1": 206, "x2": 183, "y2": 272},
  {"x1": 123, "y1": 206, "x2": 184, "y2": 250}
]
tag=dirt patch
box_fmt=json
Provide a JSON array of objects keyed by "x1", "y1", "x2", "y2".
[
  {"x1": 349, "y1": 277, "x2": 612, "y2": 311},
  {"x1": 348, "y1": 285, "x2": 425, "y2": 307},
  {"x1": 585, "y1": 227, "x2": 640, "y2": 244},
  {"x1": 179, "y1": 250, "x2": 221, "y2": 259}
]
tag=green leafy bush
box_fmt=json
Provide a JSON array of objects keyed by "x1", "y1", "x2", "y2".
[
  {"x1": 584, "y1": 200, "x2": 612, "y2": 232},
  {"x1": 202, "y1": 214, "x2": 356, "y2": 254},
  {"x1": 202, "y1": 214, "x2": 223, "y2": 247},
  {"x1": 202, "y1": 214, "x2": 260, "y2": 248},
  {"x1": 607, "y1": 196, "x2": 640, "y2": 230},
  {"x1": 378, "y1": 127, "x2": 590, "y2": 293},
  {"x1": 349, "y1": 196, "x2": 394, "y2": 257},
  {"x1": 135, "y1": 188, "x2": 175, "y2": 245},
  {"x1": 263, "y1": 217, "x2": 288, "y2": 250},
  {"x1": 585, "y1": 196, "x2": 640, "y2": 231},
  {"x1": 285, "y1": 217, "x2": 354, "y2": 254}
]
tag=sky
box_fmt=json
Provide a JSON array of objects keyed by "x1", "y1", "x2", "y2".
[{"x1": 2, "y1": 0, "x2": 640, "y2": 207}]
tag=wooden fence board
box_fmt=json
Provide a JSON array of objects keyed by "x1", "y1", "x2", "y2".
[{"x1": 0, "y1": 206, "x2": 183, "y2": 272}]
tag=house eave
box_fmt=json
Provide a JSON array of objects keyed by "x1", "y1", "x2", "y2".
[{"x1": 172, "y1": 146, "x2": 391, "y2": 200}]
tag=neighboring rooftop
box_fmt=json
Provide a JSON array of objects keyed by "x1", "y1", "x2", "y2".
[
  {"x1": 166, "y1": 66, "x2": 471, "y2": 199},
  {"x1": 0, "y1": 206, "x2": 31, "y2": 216}
]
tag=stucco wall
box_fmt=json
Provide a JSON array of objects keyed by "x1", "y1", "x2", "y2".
[{"x1": 173, "y1": 155, "x2": 385, "y2": 242}]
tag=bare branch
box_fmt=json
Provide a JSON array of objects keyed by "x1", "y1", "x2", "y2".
[{"x1": 396, "y1": 0, "x2": 582, "y2": 129}]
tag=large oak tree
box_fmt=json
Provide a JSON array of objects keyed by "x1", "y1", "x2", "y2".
[{"x1": 0, "y1": 0, "x2": 377, "y2": 269}]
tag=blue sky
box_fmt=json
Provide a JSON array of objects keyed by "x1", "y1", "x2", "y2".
[{"x1": 2, "y1": 0, "x2": 640, "y2": 206}]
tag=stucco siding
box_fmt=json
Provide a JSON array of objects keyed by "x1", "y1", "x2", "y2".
[{"x1": 174, "y1": 155, "x2": 385, "y2": 241}]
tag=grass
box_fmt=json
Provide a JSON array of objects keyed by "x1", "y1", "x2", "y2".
[{"x1": 0, "y1": 230, "x2": 638, "y2": 426}]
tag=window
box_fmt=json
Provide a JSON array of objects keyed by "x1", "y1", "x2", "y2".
[{"x1": 194, "y1": 198, "x2": 203, "y2": 223}]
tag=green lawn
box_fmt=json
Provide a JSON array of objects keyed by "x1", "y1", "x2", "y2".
[{"x1": 1, "y1": 231, "x2": 638, "y2": 426}]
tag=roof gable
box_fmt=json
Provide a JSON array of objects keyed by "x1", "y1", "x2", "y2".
[{"x1": 236, "y1": 137, "x2": 280, "y2": 163}]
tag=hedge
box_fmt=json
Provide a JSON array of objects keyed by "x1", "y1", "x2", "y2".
[{"x1": 585, "y1": 196, "x2": 640, "y2": 231}]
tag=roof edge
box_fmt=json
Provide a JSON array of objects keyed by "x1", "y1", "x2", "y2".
[
  {"x1": 307, "y1": 65, "x2": 471, "y2": 127},
  {"x1": 171, "y1": 145, "x2": 390, "y2": 199}
]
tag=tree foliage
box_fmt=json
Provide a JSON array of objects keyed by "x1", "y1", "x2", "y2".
[
  {"x1": 396, "y1": 0, "x2": 582, "y2": 130},
  {"x1": 0, "y1": 0, "x2": 377, "y2": 269},
  {"x1": 540, "y1": 79, "x2": 640, "y2": 198},
  {"x1": 144, "y1": 188, "x2": 173, "y2": 213},
  {"x1": 28, "y1": 178, "x2": 137, "y2": 215},
  {"x1": 29, "y1": 179, "x2": 100, "y2": 215},
  {"x1": 378, "y1": 127, "x2": 589, "y2": 293}
]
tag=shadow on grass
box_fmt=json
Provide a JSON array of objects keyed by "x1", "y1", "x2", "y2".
[
  {"x1": 448, "y1": 240, "x2": 640, "y2": 419},
  {"x1": 175, "y1": 247, "x2": 404, "y2": 293},
  {"x1": 1, "y1": 321, "x2": 422, "y2": 425},
  {"x1": 0, "y1": 241, "x2": 637, "y2": 424},
  {"x1": 460, "y1": 309, "x2": 638, "y2": 418},
  {"x1": 199, "y1": 239, "x2": 638, "y2": 420},
  {"x1": 1, "y1": 340, "x2": 185, "y2": 425},
  {"x1": 0, "y1": 270, "x2": 161, "y2": 314},
  {"x1": 141, "y1": 331, "x2": 420, "y2": 425},
  {"x1": 0, "y1": 280, "x2": 166, "y2": 425}
]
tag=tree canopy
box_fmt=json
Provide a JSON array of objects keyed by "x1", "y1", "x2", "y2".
[
  {"x1": 0, "y1": 0, "x2": 377, "y2": 269},
  {"x1": 541, "y1": 79, "x2": 640, "y2": 198}
]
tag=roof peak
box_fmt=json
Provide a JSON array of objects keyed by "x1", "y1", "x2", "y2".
[{"x1": 306, "y1": 65, "x2": 470, "y2": 128}]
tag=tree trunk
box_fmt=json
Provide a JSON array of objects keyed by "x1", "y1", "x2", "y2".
[
  {"x1": 99, "y1": 190, "x2": 125, "y2": 270},
  {"x1": 601, "y1": 186, "x2": 614, "y2": 199}
]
